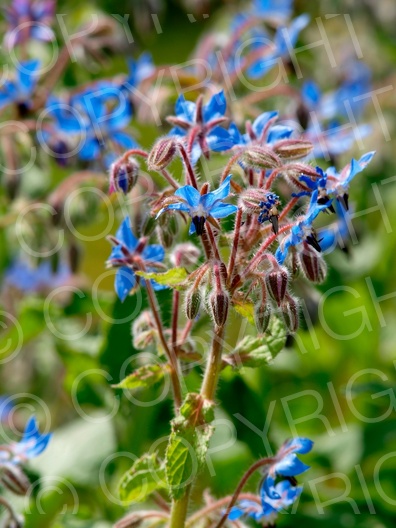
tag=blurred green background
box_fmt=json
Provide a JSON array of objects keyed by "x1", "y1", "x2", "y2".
[{"x1": 0, "y1": 0, "x2": 395, "y2": 527}]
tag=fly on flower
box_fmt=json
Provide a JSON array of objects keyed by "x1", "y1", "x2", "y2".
[
  {"x1": 156, "y1": 175, "x2": 238, "y2": 236},
  {"x1": 107, "y1": 217, "x2": 166, "y2": 302}
]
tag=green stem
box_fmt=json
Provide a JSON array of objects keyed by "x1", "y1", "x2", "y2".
[
  {"x1": 200, "y1": 325, "x2": 225, "y2": 401},
  {"x1": 169, "y1": 487, "x2": 191, "y2": 528}
]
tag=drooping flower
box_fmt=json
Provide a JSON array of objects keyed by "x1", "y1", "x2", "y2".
[
  {"x1": 107, "y1": 217, "x2": 166, "y2": 302},
  {"x1": 0, "y1": 416, "x2": 52, "y2": 465},
  {"x1": 275, "y1": 190, "x2": 331, "y2": 263},
  {"x1": 229, "y1": 479, "x2": 302, "y2": 525},
  {"x1": 157, "y1": 175, "x2": 238, "y2": 235},
  {"x1": 0, "y1": 59, "x2": 40, "y2": 113},
  {"x1": 166, "y1": 91, "x2": 234, "y2": 164},
  {"x1": 4, "y1": 0, "x2": 55, "y2": 48},
  {"x1": 296, "y1": 151, "x2": 375, "y2": 211},
  {"x1": 263, "y1": 437, "x2": 313, "y2": 499}
]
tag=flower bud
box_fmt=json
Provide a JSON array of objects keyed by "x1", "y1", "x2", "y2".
[
  {"x1": 185, "y1": 289, "x2": 202, "y2": 320},
  {"x1": 254, "y1": 303, "x2": 272, "y2": 334},
  {"x1": 170, "y1": 243, "x2": 201, "y2": 267},
  {"x1": 281, "y1": 296, "x2": 299, "y2": 333},
  {"x1": 147, "y1": 137, "x2": 177, "y2": 171},
  {"x1": 109, "y1": 158, "x2": 139, "y2": 195},
  {"x1": 132, "y1": 311, "x2": 156, "y2": 350},
  {"x1": 300, "y1": 243, "x2": 327, "y2": 283},
  {"x1": 242, "y1": 146, "x2": 280, "y2": 170},
  {"x1": 265, "y1": 267, "x2": 289, "y2": 306},
  {"x1": 0, "y1": 463, "x2": 30, "y2": 496},
  {"x1": 209, "y1": 291, "x2": 229, "y2": 327},
  {"x1": 273, "y1": 139, "x2": 313, "y2": 160}
]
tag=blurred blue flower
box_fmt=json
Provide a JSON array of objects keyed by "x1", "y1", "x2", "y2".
[
  {"x1": 275, "y1": 191, "x2": 330, "y2": 263},
  {"x1": 4, "y1": 0, "x2": 55, "y2": 48},
  {"x1": 157, "y1": 175, "x2": 238, "y2": 235},
  {"x1": 0, "y1": 416, "x2": 52, "y2": 465},
  {"x1": 247, "y1": 14, "x2": 309, "y2": 78},
  {"x1": 167, "y1": 91, "x2": 233, "y2": 164},
  {"x1": 0, "y1": 396, "x2": 13, "y2": 424},
  {"x1": 5, "y1": 260, "x2": 71, "y2": 293},
  {"x1": 125, "y1": 52, "x2": 155, "y2": 88},
  {"x1": 107, "y1": 217, "x2": 166, "y2": 302},
  {"x1": 0, "y1": 59, "x2": 40, "y2": 111},
  {"x1": 44, "y1": 84, "x2": 136, "y2": 162},
  {"x1": 318, "y1": 200, "x2": 351, "y2": 253},
  {"x1": 229, "y1": 479, "x2": 302, "y2": 524},
  {"x1": 264, "y1": 437, "x2": 313, "y2": 499},
  {"x1": 252, "y1": 0, "x2": 293, "y2": 23}
]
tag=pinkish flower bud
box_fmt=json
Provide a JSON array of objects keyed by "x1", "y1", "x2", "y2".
[
  {"x1": 242, "y1": 146, "x2": 281, "y2": 170},
  {"x1": 185, "y1": 288, "x2": 202, "y2": 320},
  {"x1": 300, "y1": 243, "x2": 327, "y2": 283},
  {"x1": 254, "y1": 303, "x2": 272, "y2": 334},
  {"x1": 147, "y1": 137, "x2": 177, "y2": 171},
  {"x1": 109, "y1": 158, "x2": 139, "y2": 194},
  {"x1": 132, "y1": 311, "x2": 156, "y2": 350},
  {"x1": 0, "y1": 464, "x2": 30, "y2": 496},
  {"x1": 281, "y1": 296, "x2": 299, "y2": 333},
  {"x1": 171, "y1": 243, "x2": 201, "y2": 267},
  {"x1": 209, "y1": 291, "x2": 229, "y2": 327},
  {"x1": 265, "y1": 267, "x2": 289, "y2": 306},
  {"x1": 273, "y1": 139, "x2": 313, "y2": 160}
]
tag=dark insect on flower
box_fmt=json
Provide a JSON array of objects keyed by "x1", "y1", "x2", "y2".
[{"x1": 258, "y1": 192, "x2": 281, "y2": 234}]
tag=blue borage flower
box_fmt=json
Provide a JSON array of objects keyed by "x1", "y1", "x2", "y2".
[
  {"x1": 107, "y1": 217, "x2": 166, "y2": 302},
  {"x1": 295, "y1": 151, "x2": 375, "y2": 211},
  {"x1": 275, "y1": 190, "x2": 331, "y2": 264},
  {"x1": 44, "y1": 84, "x2": 136, "y2": 163},
  {"x1": 318, "y1": 200, "x2": 351, "y2": 253},
  {"x1": 124, "y1": 52, "x2": 155, "y2": 89},
  {"x1": 166, "y1": 90, "x2": 234, "y2": 165},
  {"x1": 0, "y1": 416, "x2": 52, "y2": 465},
  {"x1": 157, "y1": 175, "x2": 238, "y2": 236},
  {"x1": 264, "y1": 437, "x2": 313, "y2": 499},
  {"x1": 5, "y1": 260, "x2": 71, "y2": 292},
  {"x1": 4, "y1": 0, "x2": 55, "y2": 48},
  {"x1": 0, "y1": 59, "x2": 40, "y2": 112},
  {"x1": 229, "y1": 480, "x2": 302, "y2": 525},
  {"x1": 229, "y1": 110, "x2": 294, "y2": 148}
]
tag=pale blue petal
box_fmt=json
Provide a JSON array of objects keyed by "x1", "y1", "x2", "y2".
[
  {"x1": 210, "y1": 203, "x2": 238, "y2": 219},
  {"x1": 174, "y1": 185, "x2": 200, "y2": 207},
  {"x1": 115, "y1": 267, "x2": 136, "y2": 302},
  {"x1": 203, "y1": 90, "x2": 226, "y2": 121}
]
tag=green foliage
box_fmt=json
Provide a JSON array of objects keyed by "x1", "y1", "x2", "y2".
[
  {"x1": 119, "y1": 453, "x2": 167, "y2": 503},
  {"x1": 135, "y1": 268, "x2": 189, "y2": 289},
  {"x1": 112, "y1": 364, "x2": 166, "y2": 390}
]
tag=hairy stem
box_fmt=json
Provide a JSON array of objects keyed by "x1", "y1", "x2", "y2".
[
  {"x1": 169, "y1": 486, "x2": 192, "y2": 528},
  {"x1": 200, "y1": 325, "x2": 226, "y2": 401}
]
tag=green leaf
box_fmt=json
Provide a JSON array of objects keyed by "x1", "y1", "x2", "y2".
[
  {"x1": 165, "y1": 394, "x2": 214, "y2": 499},
  {"x1": 135, "y1": 268, "x2": 188, "y2": 289},
  {"x1": 112, "y1": 364, "x2": 166, "y2": 390},
  {"x1": 224, "y1": 317, "x2": 287, "y2": 369},
  {"x1": 119, "y1": 453, "x2": 167, "y2": 503},
  {"x1": 232, "y1": 300, "x2": 255, "y2": 325}
]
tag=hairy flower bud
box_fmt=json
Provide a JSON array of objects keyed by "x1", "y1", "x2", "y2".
[
  {"x1": 300, "y1": 243, "x2": 327, "y2": 283},
  {"x1": 147, "y1": 137, "x2": 177, "y2": 171},
  {"x1": 281, "y1": 296, "x2": 299, "y2": 333},
  {"x1": 242, "y1": 146, "x2": 281, "y2": 170},
  {"x1": 185, "y1": 289, "x2": 202, "y2": 320},
  {"x1": 209, "y1": 291, "x2": 229, "y2": 327},
  {"x1": 132, "y1": 311, "x2": 156, "y2": 350},
  {"x1": 109, "y1": 158, "x2": 139, "y2": 194},
  {"x1": 0, "y1": 464, "x2": 30, "y2": 496},
  {"x1": 273, "y1": 139, "x2": 313, "y2": 160},
  {"x1": 254, "y1": 303, "x2": 272, "y2": 334},
  {"x1": 265, "y1": 267, "x2": 289, "y2": 306},
  {"x1": 170, "y1": 243, "x2": 201, "y2": 267}
]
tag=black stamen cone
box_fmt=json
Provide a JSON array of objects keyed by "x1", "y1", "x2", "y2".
[
  {"x1": 269, "y1": 215, "x2": 279, "y2": 234},
  {"x1": 306, "y1": 233, "x2": 322, "y2": 252},
  {"x1": 337, "y1": 193, "x2": 349, "y2": 211},
  {"x1": 317, "y1": 195, "x2": 335, "y2": 213},
  {"x1": 192, "y1": 216, "x2": 206, "y2": 236},
  {"x1": 285, "y1": 476, "x2": 298, "y2": 486}
]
